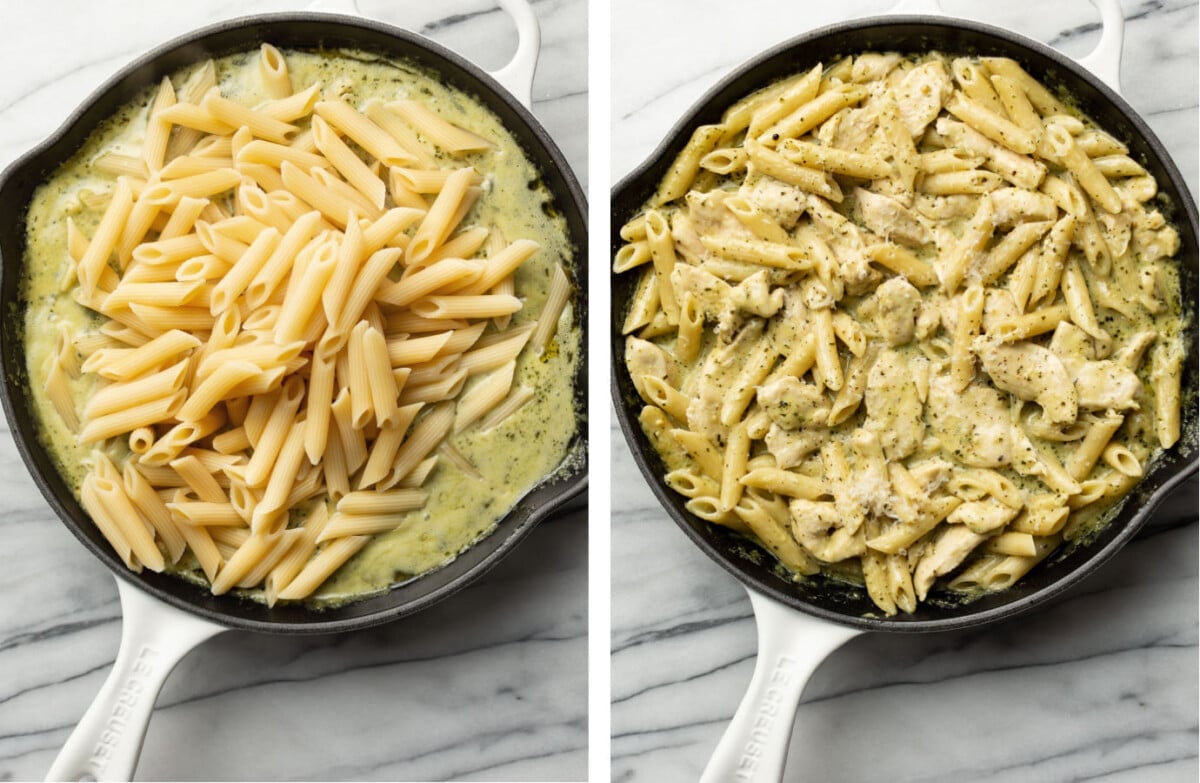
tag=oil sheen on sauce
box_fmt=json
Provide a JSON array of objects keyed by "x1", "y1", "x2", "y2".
[{"x1": 22, "y1": 48, "x2": 581, "y2": 606}]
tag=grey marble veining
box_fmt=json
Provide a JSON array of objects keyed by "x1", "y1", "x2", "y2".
[
  {"x1": 611, "y1": 1, "x2": 1198, "y2": 781},
  {"x1": 0, "y1": 1, "x2": 587, "y2": 781}
]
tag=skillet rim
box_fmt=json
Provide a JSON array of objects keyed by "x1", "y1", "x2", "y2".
[
  {"x1": 610, "y1": 13, "x2": 1198, "y2": 633},
  {"x1": 0, "y1": 10, "x2": 588, "y2": 635}
]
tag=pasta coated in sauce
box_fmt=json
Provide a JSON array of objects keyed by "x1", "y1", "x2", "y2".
[{"x1": 618, "y1": 52, "x2": 1186, "y2": 615}]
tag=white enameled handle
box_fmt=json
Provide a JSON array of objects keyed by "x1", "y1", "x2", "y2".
[
  {"x1": 306, "y1": 0, "x2": 541, "y2": 109},
  {"x1": 699, "y1": 590, "x2": 863, "y2": 783},
  {"x1": 45, "y1": 580, "x2": 225, "y2": 782},
  {"x1": 1076, "y1": 0, "x2": 1125, "y2": 95},
  {"x1": 488, "y1": 0, "x2": 541, "y2": 109},
  {"x1": 887, "y1": 0, "x2": 1126, "y2": 95}
]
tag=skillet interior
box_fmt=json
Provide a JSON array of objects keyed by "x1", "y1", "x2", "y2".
[
  {"x1": 0, "y1": 12, "x2": 587, "y2": 634},
  {"x1": 611, "y1": 16, "x2": 1197, "y2": 632}
]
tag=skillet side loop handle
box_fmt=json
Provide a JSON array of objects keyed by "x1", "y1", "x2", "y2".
[
  {"x1": 699, "y1": 591, "x2": 863, "y2": 783},
  {"x1": 1077, "y1": 0, "x2": 1125, "y2": 95},
  {"x1": 45, "y1": 580, "x2": 225, "y2": 782},
  {"x1": 488, "y1": 0, "x2": 542, "y2": 109}
]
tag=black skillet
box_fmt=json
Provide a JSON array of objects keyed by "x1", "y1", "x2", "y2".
[
  {"x1": 0, "y1": 5, "x2": 586, "y2": 781},
  {"x1": 610, "y1": 4, "x2": 1196, "y2": 780}
]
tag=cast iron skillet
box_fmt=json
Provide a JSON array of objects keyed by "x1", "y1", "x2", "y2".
[
  {"x1": 0, "y1": 5, "x2": 586, "y2": 781},
  {"x1": 611, "y1": 3, "x2": 1195, "y2": 780}
]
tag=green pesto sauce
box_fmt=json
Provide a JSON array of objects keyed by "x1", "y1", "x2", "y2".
[{"x1": 23, "y1": 48, "x2": 580, "y2": 607}]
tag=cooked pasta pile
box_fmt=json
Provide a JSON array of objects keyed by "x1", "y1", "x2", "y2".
[
  {"x1": 618, "y1": 52, "x2": 1185, "y2": 615},
  {"x1": 35, "y1": 44, "x2": 574, "y2": 604}
]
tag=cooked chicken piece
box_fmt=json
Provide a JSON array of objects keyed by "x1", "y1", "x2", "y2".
[
  {"x1": 624, "y1": 337, "x2": 676, "y2": 402},
  {"x1": 895, "y1": 60, "x2": 953, "y2": 138},
  {"x1": 926, "y1": 374, "x2": 1012, "y2": 467},
  {"x1": 740, "y1": 176, "x2": 807, "y2": 229},
  {"x1": 864, "y1": 348, "x2": 924, "y2": 460},
  {"x1": 869, "y1": 277, "x2": 921, "y2": 346},
  {"x1": 855, "y1": 187, "x2": 931, "y2": 246},
  {"x1": 764, "y1": 424, "x2": 825, "y2": 469},
  {"x1": 976, "y1": 341, "x2": 1077, "y2": 426},
  {"x1": 757, "y1": 376, "x2": 830, "y2": 430},
  {"x1": 1074, "y1": 360, "x2": 1142, "y2": 410}
]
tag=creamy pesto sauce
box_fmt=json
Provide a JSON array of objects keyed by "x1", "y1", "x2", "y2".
[{"x1": 23, "y1": 48, "x2": 580, "y2": 606}]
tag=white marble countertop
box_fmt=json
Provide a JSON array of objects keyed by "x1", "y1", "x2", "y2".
[
  {"x1": 611, "y1": 1, "x2": 1198, "y2": 781},
  {"x1": 0, "y1": 1, "x2": 587, "y2": 781}
]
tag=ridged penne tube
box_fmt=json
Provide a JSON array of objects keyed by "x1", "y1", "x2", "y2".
[
  {"x1": 255, "y1": 82, "x2": 320, "y2": 124},
  {"x1": 331, "y1": 388, "x2": 368, "y2": 473},
  {"x1": 244, "y1": 210, "x2": 323, "y2": 310},
  {"x1": 665, "y1": 469, "x2": 721, "y2": 500},
  {"x1": 410, "y1": 294, "x2": 522, "y2": 320},
  {"x1": 864, "y1": 243, "x2": 939, "y2": 287},
  {"x1": 386, "y1": 402, "x2": 454, "y2": 487},
  {"x1": 949, "y1": 285, "x2": 984, "y2": 391},
  {"x1": 333, "y1": 247, "x2": 402, "y2": 336},
  {"x1": 453, "y1": 360, "x2": 516, "y2": 433},
  {"x1": 778, "y1": 138, "x2": 891, "y2": 179},
  {"x1": 314, "y1": 99, "x2": 417, "y2": 167},
  {"x1": 385, "y1": 99, "x2": 491, "y2": 154},
  {"x1": 200, "y1": 90, "x2": 297, "y2": 144},
  {"x1": 169, "y1": 454, "x2": 226, "y2": 503},
  {"x1": 377, "y1": 259, "x2": 481, "y2": 307},
  {"x1": 311, "y1": 115, "x2": 386, "y2": 209},
  {"x1": 357, "y1": 415, "x2": 408, "y2": 489},
  {"x1": 476, "y1": 385, "x2": 535, "y2": 432},
  {"x1": 361, "y1": 206, "x2": 425, "y2": 255},
  {"x1": 245, "y1": 376, "x2": 306, "y2": 487},
  {"x1": 1065, "y1": 413, "x2": 1124, "y2": 480},
  {"x1": 739, "y1": 467, "x2": 824, "y2": 500},
  {"x1": 78, "y1": 390, "x2": 186, "y2": 444},
  {"x1": 347, "y1": 322, "x2": 373, "y2": 429},
  {"x1": 406, "y1": 167, "x2": 476, "y2": 263},
  {"x1": 177, "y1": 360, "x2": 260, "y2": 422},
  {"x1": 78, "y1": 177, "x2": 134, "y2": 295},
  {"x1": 653, "y1": 124, "x2": 726, "y2": 205},
  {"x1": 759, "y1": 85, "x2": 868, "y2": 145},
  {"x1": 531, "y1": 262, "x2": 572, "y2": 351},
  {"x1": 80, "y1": 476, "x2": 137, "y2": 570},
  {"x1": 258, "y1": 43, "x2": 292, "y2": 98},
  {"x1": 1045, "y1": 123, "x2": 1122, "y2": 214},
  {"x1": 336, "y1": 489, "x2": 429, "y2": 516},
  {"x1": 461, "y1": 239, "x2": 539, "y2": 296},
  {"x1": 122, "y1": 464, "x2": 187, "y2": 563},
  {"x1": 279, "y1": 161, "x2": 362, "y2": 228},
  {"x1": 275, "y1": 534, "x2": 372, "y2": 601},
  {"x1": 167, "y1": 501, "x2": 245, "y2": 527},
  {"x1": 719, "y1": 421, "x2": 751, "y2": 512},
  {"x1": 83, "y1": 360, "x2": 187, "y2": 422},
  {"x1": 362, "y1": 327, "x2": 400, "y2": 428},
  {"x1": 386, "y1": 332, "x2": 452, "y2": 366},
  {"x1": 275, "y1": 239, "x2": 337, "y2": 344},
  {"x1": 253, "y1": 419, "x2": 307, "y2": 533}
]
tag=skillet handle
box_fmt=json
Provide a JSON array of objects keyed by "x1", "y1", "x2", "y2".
[
  {"x1": 699, "y1": 590, "x2": 862, "y2": 783},
  {"x1": 45, "y1": 579, "x2": 225, "y2": 782},
  {"x1": 1076, "y1": 0, "x2": 1125, "y2": 95},
  {"x1": 305, "y1": 0, "x2": 541, "y2": 110},
  {"x1": 487, "y1": 0, "x2": 541, "y2": 109}
]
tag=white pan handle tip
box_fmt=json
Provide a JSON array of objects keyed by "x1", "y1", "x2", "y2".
[
  {"x1": 489, "y1": 0, "x2": 541, "y2": 109},
  {"x1": 888, "y1": 0, "x2": 945, "y2": 15},
  {"x1": 45, "y1": 580, "x2": 226, "y2": 782},
  {"x1": 699, "y1": 590, "x2": 863, "y2": 783},
  {"x1": 1077, "y1": 0, "x2": 1125, "y2": 95}
]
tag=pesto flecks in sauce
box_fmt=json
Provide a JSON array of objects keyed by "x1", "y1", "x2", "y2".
[{"x1": 23, "y1": 48, "x2": 580, "y2": 607}]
